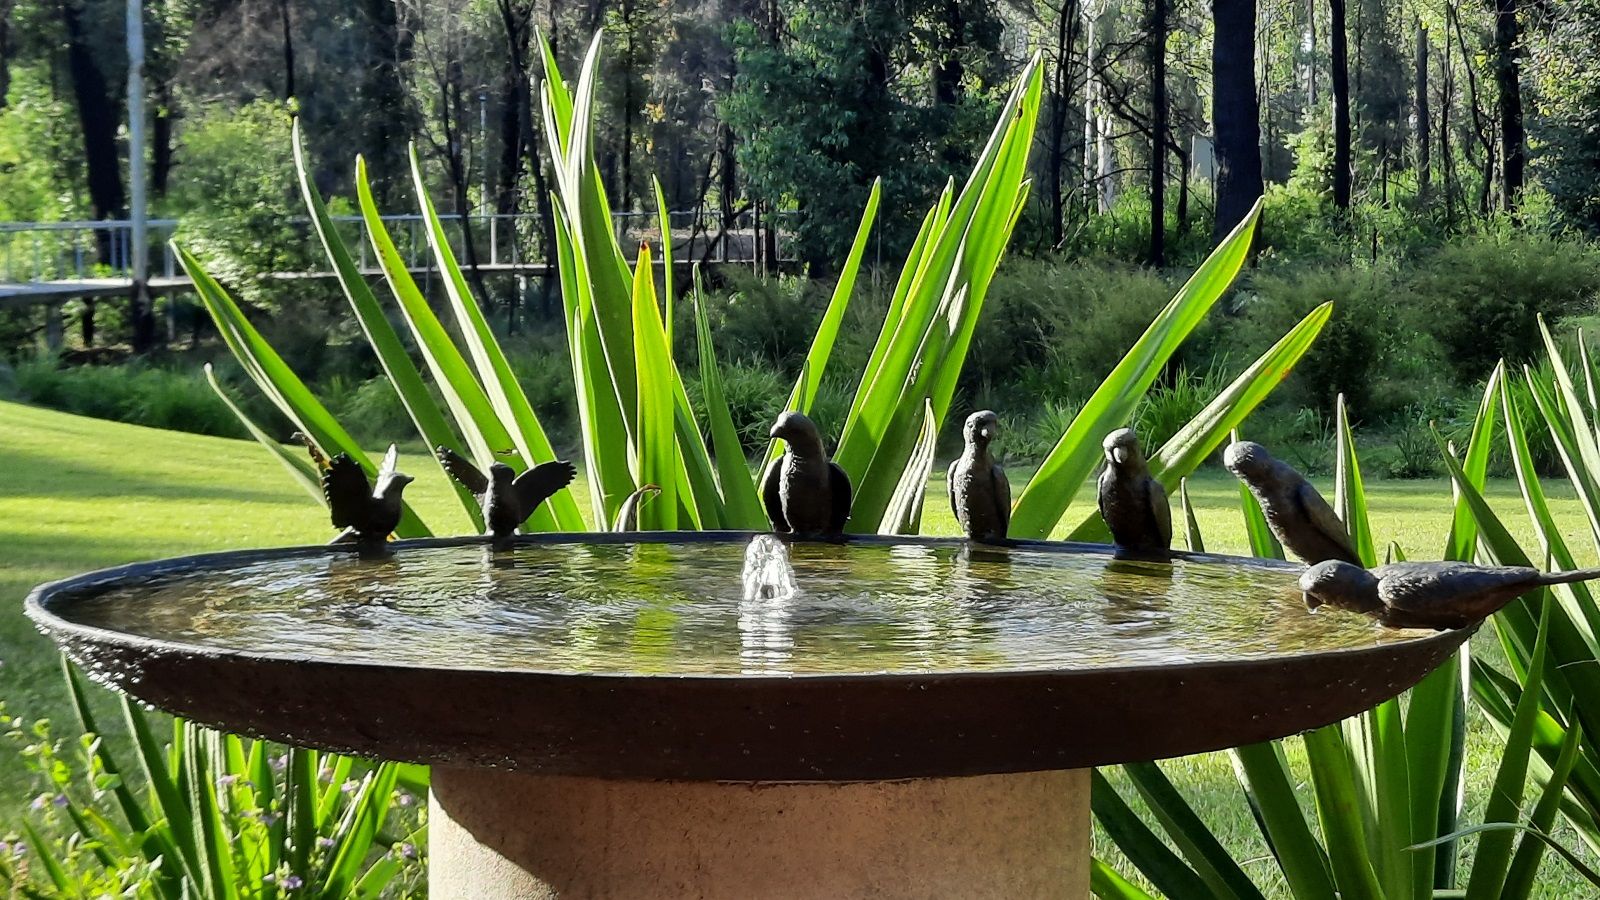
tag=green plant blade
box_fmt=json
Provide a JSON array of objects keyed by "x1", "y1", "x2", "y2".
[
  {"x1": 1090, "y1": 770, "x2": 1212, "y2": 898},
  {"x1": 407, "y1": 145, "x2": 581, "y2": 531},
  {"x1": 1012, "y1": 198, "x2": 1262, "y2": 539},
  {"x1": 878, "y1": 399, "x2": 937, "y2": 535},
  {"x1": 1503, "y1": 717, "x2": 1583, "y2": 899},
  {"x1": 203, "y1": 363, "x2": 324, "y2": 506},
  {"x1": 1230, "y1": 742, "x2": 1338, "y2": 900},
  {"x1": 692, "y1": 275, "x2": 767, "y2": 529},
  {"x1": 760, "y1": 178, "x2": 882, "y2": 475},
  {"x1": 1120, "y1": 761, "x2": 1266, "y2": 900},
  {"x1": 1067, "y1": 301, "x2": 1332, "y2": 541},
  {"x1": 631, "y1": 243, "x2": 678, "y2": 530},
  {"x1": 177, "y1": 242, "x2": 430, "y2": 538}
]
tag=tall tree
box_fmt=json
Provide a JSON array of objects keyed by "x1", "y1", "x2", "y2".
[
  {"x1": 1147, "y1": 0, "x2": 1168, "y2": 264},
  {"x1": 1212, "y1": 0, "x2": 1263, "y2": 239},
  {"x1": 1329, "y1": 0, "x2": 1351, "y2": 209},
  {"x1": 1493, "y1": 0, "x2": 1524, "y2": 210},
  {"x1": 1414, "y1": 19, "x2": 1430, "y2": 202},
  {"x1": 1043, "y1": 0, "x2": 1082, "y2": 245}
]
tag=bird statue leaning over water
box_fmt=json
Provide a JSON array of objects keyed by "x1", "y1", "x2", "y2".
[
  {"x1": 436, "y1": 447, "x2": 577, "y2": 549},
  {"x1": 612, "y1": 484, "x2": 662, "y2": 532},
  {"x1": 1224, "y1": 440, "x2": 1361, "y2": 566},
  {"x1": 1097, "y1": 428, "x2": 1170, "y2": 553},
  {"x1": 321, "y1": 444, "x2": 414, "y2": 557},
  {"x1": 948, "y1": 410, "x2": 1010, "y2": 543},
  {"x1": 761, "y1": 411, "x2": 852, "y2": 538},
  {"x1": 1299, "y1": 560, "x2": 1600, "y2": 630}
]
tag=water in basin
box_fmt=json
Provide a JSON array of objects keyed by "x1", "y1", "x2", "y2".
[{"x1": 60, "y1": 539, "x2": 1423, "y2": 676}]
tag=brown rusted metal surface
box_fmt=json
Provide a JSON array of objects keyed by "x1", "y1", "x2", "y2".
[{"x1": 27, "y1": 533, "x2": 1471, "y2": 782}]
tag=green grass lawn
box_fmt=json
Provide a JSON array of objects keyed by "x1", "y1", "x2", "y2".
[{"x1": 1, "y1": 397, "x2": 1596, "y2": 894}]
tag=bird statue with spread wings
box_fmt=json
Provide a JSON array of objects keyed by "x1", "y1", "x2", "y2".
[
  {"x1": 317, "y1": 443, "x2": 414, "y2": 557},
  {"x1": 436, "y1": 447, "x2": 576, "y2": 549}
]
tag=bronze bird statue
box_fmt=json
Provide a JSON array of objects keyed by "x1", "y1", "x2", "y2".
[
  {"x1": 1224, "y1": 440, "x2": 1361, "y2": 565},
  {"x1": 948, "y1": 410, "x2": 1010, "y2": 543},
  {"x1": 436, "y1": 447, "x2": 576, "y2": 548},
  {"x1": 1300, "y1": 559, "x2": 1600, "y2": 630},
  {"x1": 1097, "y1": 428, "x2": 1171, "y2": 553},
  {"x1": 321, "y1": 444, "x2": 414, "y2": 556},
  {"x1": 612, "y1": 484, "x2": 663, "y2": 532},
  {"x1": 761, "y1": 411, "x2": 852, "y2": 537}
]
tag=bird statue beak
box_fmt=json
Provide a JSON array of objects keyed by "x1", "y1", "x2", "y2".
[
  {"x1": 769, "y1": 424, "x2": 783, "y2": 439},
  {"x1": 1303, "y1": 592, "x2": 1323, "y2": 611},
  {"x1": 980, "y1": 426, "x2": 993, "y2": 441},
  {"x1": 1111, "y1": 446, "x2": 1129, "y2": 466}
]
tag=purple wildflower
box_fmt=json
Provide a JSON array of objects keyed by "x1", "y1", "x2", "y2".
[
  {"x1": 217, "y1": 774, "x2": 239, "y2": 789},
  {"x1": 270, "y1": 755, "x2": 288, "y2": 773},
  {"x1": 316, "y1": 837, "x2": 335, "y2": 849},
  {"x1": 51, "y1": 794, "x2": 67, "y2": 808},
  {"x1": 399, "y1": 842, "x2": 417, "y2": 860},
  {"x1": 282, "y1": 875, "x2": 304, "y2": 890},
  {"x1": 396, "y1": 791, "x2": 415, "y2": 807},
  {"x1": 29, "y1": 794, "x2": 47, "y2": 811},
  {"x1": 317, "y1": 766, "x2": 334, "y2": 784},
  {"x1": 11, "y1": 842, "x2": 25, "y2": 857}
]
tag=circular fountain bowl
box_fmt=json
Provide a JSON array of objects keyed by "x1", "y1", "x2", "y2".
[{"x1": 27, "y1": 533, "x2": 1469, "y2": 782}]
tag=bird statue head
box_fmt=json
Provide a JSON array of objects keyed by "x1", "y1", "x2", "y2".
[
  {"x1": 488, "y1": 462, "x2": 517, "y2": 484},
  {"x1": 770, "y1": 411, "x2": 823, "y2": 450},
  {"x1": 1223, "y1": 441, "x2": 1274, "y2": 480},
  {"x1": 376, "y1": 471, "x2": 415, "y2": 499},
  {"x1": 1102, "y1": 428, "x2": 1146, "y2": 470},
  {"x1": 1298, "y1": 560, "x2": 1381, "y2": 612},
  {"x1": 963, "y1": 410, "x2": 1000, "y2": 448}
]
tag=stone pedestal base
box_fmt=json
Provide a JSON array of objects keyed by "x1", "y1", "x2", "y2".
[{"x1": 429, "y1": 768, "x2": 1091, "y2": 899}]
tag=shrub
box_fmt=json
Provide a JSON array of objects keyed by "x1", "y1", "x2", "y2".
[
  {"x1": 1226, "y1": 263, "x2": 1449, "y2": 420},
  {"x1": 11, "y1": 357, "x2": 248, "y2": 438},
  {"x1": 1410, "y1": 230, "x2": 1600, "y2": 382}
]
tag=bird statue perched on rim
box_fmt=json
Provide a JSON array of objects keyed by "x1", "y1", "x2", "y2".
[
  {"x1": 761, "y1": 411, "x2": 852, "y2": 538},
  {"x1": 318, "y1": 443, "x2": 414, "y2": 557},
  {"x1": 1097, "y1": 428, "x2": 1170, "y2": 553},
  {"x1": 1223, "y1": 440, "x2": 1361, "y2": 566},
  {"x1": 435, "y1": 447, "x2": 577, "y2": 549},
  {"x1": 947, "y1": 410, "x2": 1010, "y2": 543},
  {"x1": 1300, "y1": 560, "x2": 1600, "y2": 630}
]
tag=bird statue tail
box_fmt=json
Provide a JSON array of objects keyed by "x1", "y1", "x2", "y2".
[{"x1": 1536, "y1": 568, "x2": 1600, "y2": 587}]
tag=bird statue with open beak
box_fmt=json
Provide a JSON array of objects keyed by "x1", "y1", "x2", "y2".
[{"x1": 1300, "y1": 559, "x2": 1600, "y2": 630}]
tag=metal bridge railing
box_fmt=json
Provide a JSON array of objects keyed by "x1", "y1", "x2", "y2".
[{"x1": 0, "y1": 209, "x2": 798, "y2": 285}]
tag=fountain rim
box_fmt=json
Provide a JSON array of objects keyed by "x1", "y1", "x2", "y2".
[{"x1": 26, "y1": 530, "x2": 1459, "y2": 682}]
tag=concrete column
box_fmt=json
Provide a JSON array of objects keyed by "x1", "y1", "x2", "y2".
[{"x1": 429, "y1": 768, "x2": 1091, "y2": 900}]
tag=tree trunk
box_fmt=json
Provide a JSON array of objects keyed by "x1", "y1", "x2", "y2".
[
  {"x1": 1147, "y1": 0, "x2": 1168, "y2": 265},
  {"x1": 933, "y1": 0, "x2": 965, "y2": 107},
  {"x1": 0, "y1": 5, "x2": 12, "y2": 111},
  {"x1": 1414, "y1": 19, "x2": 1430, "y2": 202},
  {"x1": 1330, "y1": 0, "x2": 1351, "y2": 210},
  {"x1": 1492, "y1": 0, "x2": 1524, "y2": 211},
  {"x1": 361, "y1": 0, "x2": 410, "y2": 202},
  {"x1": 280, "y1": 0, "x2": 296, "y2": 99},
  {"x1": 61, "y1": 1, "x2": 126, "y2": 254},
  {"x1": 152, "y1": 81, "x2": 174, "y2": 196},
  {"x1": 1212, "y1": 0, "x2": 1264, "y2": 240},
  {"x1": 1047, "y1": 0, "x2": 1080, "y2": 246},
  {"x1": 619, "y1": 0, "x2": 636, "y2": 214},
  {"x1": 1305, "y1": 0, "x2": 1317, "y2": 106}
]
